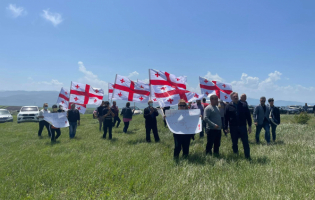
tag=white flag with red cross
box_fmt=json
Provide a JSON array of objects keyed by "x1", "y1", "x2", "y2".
[
  {"x1": 69, "y1": 81, "x2": 104, "y2": 106},
  {"x1": 108, "y1": 83, "x2": 115, "y2": 101},
  {"x1": 199, "y1": 76, "x2": 232, "y2": 102},
  {"x1": 137, "y1": 79, "x2": 159, "y2": 104},
  {"x1": 112, "y1": 75, "x2": 150, "y2": 103},
  {"x1": 56, "y1": 87, "x2": 70, "y2": 111},
  {"x1": 149, "y1": 69, "x2": 204, "y2": 107}
]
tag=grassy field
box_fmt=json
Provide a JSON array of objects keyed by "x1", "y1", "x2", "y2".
[{"x1": 0, "y1": 114, "x2": 315, "y2": 199}]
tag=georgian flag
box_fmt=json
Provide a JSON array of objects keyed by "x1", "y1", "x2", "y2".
[
  {"x1": 199, "y1": 76, "x2": 232, "y2": 102},
  {"x1": 112, "y1": 75, "x2": 150, "y2": 103},
  {"x1": 69, "y1": 81, "x2": 104, "y2": 106},
  {"x1": 56, "y1": 87, "x2": 70, "y2": 111},
  {"x1": 72, "y1": 103, "x2": 86, "y2": 114},
  {"x1": 149, "y1": 69, "x2": 204, "y2": 107},
  {"x1": 137, "y1": 79, "x2": 159, "y2": 104},
  {"x1": 108, "y1": 83, "x2": 115, "y2": 101}
]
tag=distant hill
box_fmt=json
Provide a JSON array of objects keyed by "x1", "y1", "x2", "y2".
[{"x1": 0, "y1": 91, "x2": 314, "y2": 108}]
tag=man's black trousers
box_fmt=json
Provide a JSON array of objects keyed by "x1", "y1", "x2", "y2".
[
  {"x1": 50, "y1": 128, "x2": 61, "y2": 141},
  {"x1": 146, "y1": 123, "x2": 160, "y2": 142},
  {"x1": 103, "y1": 119, "x2": 112, "y2": 139},
  {"x1": 230, "y1": 126, "x2": 250, "y2": 158},
  {"x1": 173, "y1": 134, "x2": 192, "y2": 157},
  {"x1": 112, "y1": 116, "x2": 121, "y2": 127},
  {"x1": 206, "y1": 129, "x2": 222, "y2": 155},
  {"x1": 38, "y1": 120, "x2": 51, "y2": 137}
]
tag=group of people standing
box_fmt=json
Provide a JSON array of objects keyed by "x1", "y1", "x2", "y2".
[
  {"x1": 171, "y1": 93, "x2": 282, "y2": 160},
  {"x1": 38, "y1": 103, "x2": 80, "y2": 142},
  {"x1": 37, "y1": 92, "x2": 286, "y2": 160}
]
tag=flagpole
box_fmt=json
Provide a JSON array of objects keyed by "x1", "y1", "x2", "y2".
[
  {"x1": 148, "y1": 69, "x2": 151, "y2": 101},
  {"x1": 112, "y1": 74, "x2": 118, "y2": 103},
  {"x1": 56, "y1": 87, "x2": 61, "y2": 105}
]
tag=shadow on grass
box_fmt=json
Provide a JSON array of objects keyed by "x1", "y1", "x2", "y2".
[
  {"x1": 127, "y1": 138, "x2": 148, "y2": 145},
  {"x1": 249, "y1": 140, "x2": 285, "y2": 146}
]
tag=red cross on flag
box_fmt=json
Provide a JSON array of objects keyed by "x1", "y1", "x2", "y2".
[
  {"x1": 69, "y1": 81, "x2": 104, "y2": 106},
  {"x1": 112, "y1": 75, "x2": 150, "y2": 103},
  {"x1": 137, "y1": 79, "x2": 159, "y2": 104},
  {"x1": 108, "y1": 83, "x2": 115, "y2": 101},
  {"x1": 56, "y1": 87, "x2": 70, "y2": 111},
  {"x1": 199, "y1": 76, "x2": 233, "y2": 102},
  {"x1": 68, "y1": 103, "x2": 87, "y2": 114},
  {"x1": 149, "y1": 69, "x2": 204, "y2": 107}
]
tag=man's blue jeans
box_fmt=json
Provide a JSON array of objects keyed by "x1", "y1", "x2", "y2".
[
  {"x1": 69, "y1": 122, "x2": 77, "y2": 138},
  {"x1": 256, "y1": 121, "x2": 270, "y2": 143}
]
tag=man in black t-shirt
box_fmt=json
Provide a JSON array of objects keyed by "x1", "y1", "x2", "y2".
[
  {"x1": 58, "y1": 105, "x2": 65, "y2": 112},
  {"x1": 67, "y1": 103, "x2": 80, "y2": 139},
  {"x1": 102, "y1": 101, "x2": 115, "y2": 139},
  {"x1": 97, "y1": 101, "x2": 105, "y2": 131}
]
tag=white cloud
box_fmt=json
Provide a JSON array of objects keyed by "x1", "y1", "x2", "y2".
[
  {"x1": 39, "y1": 79, "x2": 63, "y2": 86},
  {"x1": 6, "y1": 4, "x2": 27, "y2": 18},
  {"x1": 230, "y1": 71, "x2": 315, "y2": 102},
  {"x1": 78, "y1": 61, "x2": 108, "y2": 93},
  {"x1": 204, "y1": 71, "x2": 225, "y2": 82},
  {"x1": 128, "y1": 71, "x2": 139, "y2": 78},
  {"x1": 41, "y1": 9, "x2": 63, "y2": 26}
]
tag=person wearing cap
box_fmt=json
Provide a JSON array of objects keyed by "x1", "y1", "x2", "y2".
[
  {"x1": 97, "y1": 101, "x2": 105, "y2": 131},
  {"x1": 50, "y1": 104, "x2": 61, "y2": 142},
  {"x1": 190, "y1": 99, "x2": 205, "y2": 138},
  {"x1": 102, "y1": 101, "x2": 115, "y2": 139},
  {"x1": 224, "y1": 92, "x2": 252, "y2": 159},
  {"x1": 204, "y1": 94, "x2": 222, "y2": 155},
  {"x1": 58, "y1": 105, "x2": 65, "y2": 113},
  {"x1": 268, "y1": 98, "x2": 280, "y2": 142},
  {"x1": 67, "y1": 103, "x2": 80, "y2": 139},
  {"x1": 165, "y1": 99, "x2": 195, "y2": 158},
  {"x1": 253, "y1": 96, "x2": 271, "y2": 144},
  {"x1": 38, "y1": 103, "x2": 51, "y2": 137},
  {"x1": 144, "y1": 100, "x2": 160, "y2": 142}
]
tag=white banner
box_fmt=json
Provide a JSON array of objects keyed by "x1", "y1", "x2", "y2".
[
  {"x1": 165, "y1": 109, "x2": 201, "y2": 134},
  {"x1": 43, "y1": 113, "x2": 69, "y2": 128}
]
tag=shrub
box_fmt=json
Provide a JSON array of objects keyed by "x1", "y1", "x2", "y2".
[{"x1": 294, "y1": 112, "x2": 311, "y2": 124}]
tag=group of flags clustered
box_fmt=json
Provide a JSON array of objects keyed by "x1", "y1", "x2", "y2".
[{"x1": 56, "y1": 69, "x2": 233, "y2": 114}]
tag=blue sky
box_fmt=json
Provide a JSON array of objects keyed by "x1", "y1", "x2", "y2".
[{"x1": 1, "y1": 0, "x2": 314, "y2": 102}]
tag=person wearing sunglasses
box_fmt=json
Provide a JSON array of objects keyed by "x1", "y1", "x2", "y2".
[
  {"x1": 165, "y1": 99, "x2": 195, "y2": 158},
  {"x1": 253, "y1": 96, "x2": 271, "y2": 144}
]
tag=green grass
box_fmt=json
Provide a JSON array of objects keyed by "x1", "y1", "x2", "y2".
[{"x1": 1, "y1": 114, "x2": 315, "y2": 199}]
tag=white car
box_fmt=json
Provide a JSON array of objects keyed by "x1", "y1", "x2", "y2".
[
  {"x1": 17, "y1": 106, "x2": 40, "y2": 123},
  {"x1": 130, "y1": 106, "x2": 143, "y2": 115},
  {"x1": 0, "y1": 109, "x2": 13, "y2": 123}
]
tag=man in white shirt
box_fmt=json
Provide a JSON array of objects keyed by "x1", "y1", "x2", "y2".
[{"x1": 38, "y1": 103, "x2": 51, "y2": 137}]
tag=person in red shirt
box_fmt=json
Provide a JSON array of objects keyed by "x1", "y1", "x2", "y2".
[{"x1": 202, "y1": 97, "x2": 209, "y2": 108}]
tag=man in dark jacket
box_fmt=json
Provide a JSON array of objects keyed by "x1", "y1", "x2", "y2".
[
  {"x1": 268, "y1": 98, "x2": 280, "y2": 142},
  {"x1": 162, "y1": 106, "x2": 170, "y2": 127},
  {"x1": 97, "y1": 101, "x2": 105, "y2": 131},
  {"x1": 111, "y1": 101, "x2": 121, "y2": 128},
  {"x1": 253, "y1": 96, "x2": 271, "y2": 144},
  {"x1": 313, "y1": 105, "x2": 315, "y2": 116},
  {"x1": 225, "y1": 92, "x2": 252, "y2": 159},
  {"x1": 67, "y1": 103, "x2": 80, "y2": 139},
  {"x1": 102, "y1": 101, "x2": 115, "y2": 139},
  {"x1": 143, "y1": 100, "x2": 160, "y2": 142}
]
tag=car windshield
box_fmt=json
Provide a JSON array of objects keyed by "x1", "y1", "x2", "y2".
[
  {"x1": 0, "y1": 110, "x2": 10, "y2": 115},
  {"x1": 21, "y1": 107, "x2": 38, "y2": 112}
]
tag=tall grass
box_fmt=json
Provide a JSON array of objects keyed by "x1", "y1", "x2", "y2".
[{"x1": 0, "y1": 114, "x2": 315, "y2": 199}]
